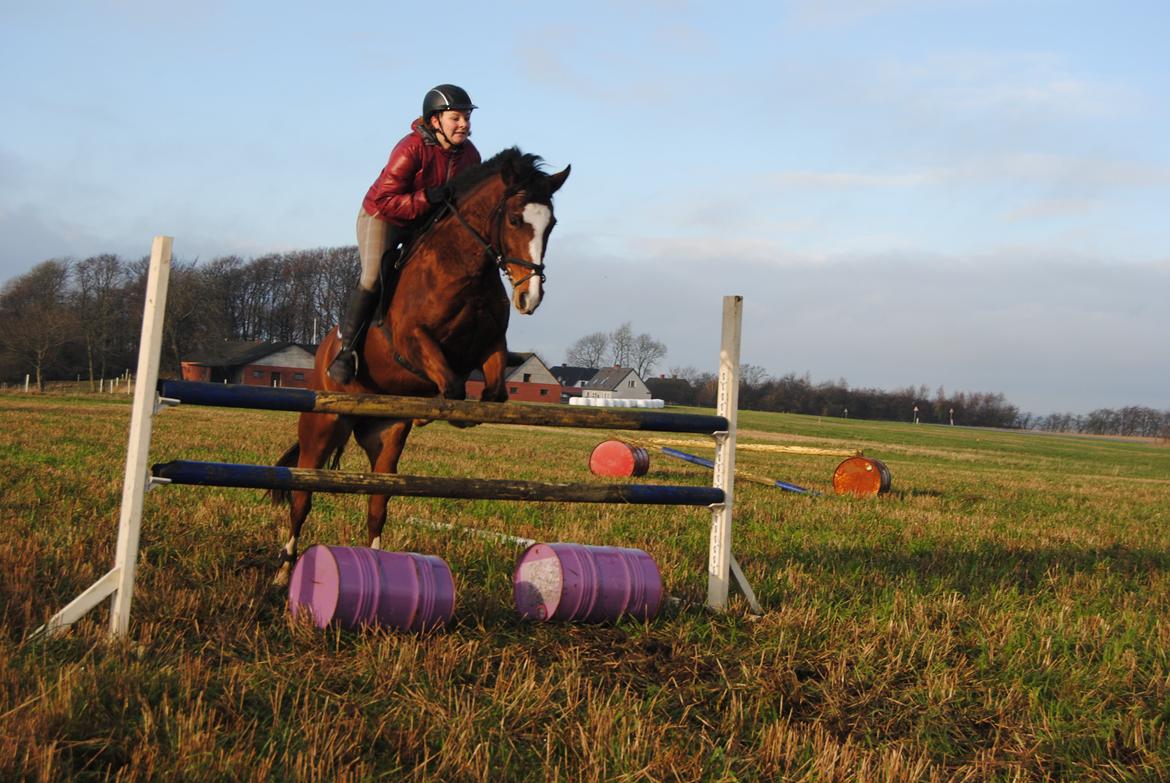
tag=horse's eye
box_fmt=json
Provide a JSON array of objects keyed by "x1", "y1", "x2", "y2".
[{"x1": 509, "y1": 215, "x2": 523, "y2": 227}]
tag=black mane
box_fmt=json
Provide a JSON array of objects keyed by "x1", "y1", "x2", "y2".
[{"x1": 449, "y1": 146, "x2": 552, "y2": 200}]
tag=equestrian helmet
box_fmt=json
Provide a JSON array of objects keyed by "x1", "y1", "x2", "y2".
[{"x1": 423, "y1": 84, "x2": 477, "y2": 118}]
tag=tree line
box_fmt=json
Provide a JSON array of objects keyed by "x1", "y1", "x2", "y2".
[
  {"x1": 2, "y1": 247, "x2": 1165, "y2": 438},
  {"x1": 657, "y1": 367, "x2": 1169, "y2": 438},
  {"x1": 0, "y1": 247, "x2": 359, "y2": 391}
]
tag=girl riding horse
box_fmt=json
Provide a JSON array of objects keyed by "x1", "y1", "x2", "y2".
[{"x1": 330, "y1": 83, "x2": 482, "y2": 384}]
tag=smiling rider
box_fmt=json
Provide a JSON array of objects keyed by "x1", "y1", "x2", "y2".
[{"x1": 329, "y1": 84, "x2": 482, "y2": 385}]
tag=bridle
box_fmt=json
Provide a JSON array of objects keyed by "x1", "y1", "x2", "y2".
[{"x1": 442, "y1": 192, "x2": 547, "y2": 289}]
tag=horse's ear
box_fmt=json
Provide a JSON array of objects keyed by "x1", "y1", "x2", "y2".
[
  {"x1": 547, "y1": 165, "x2": 571, "y2": 195},
  {"x1": 500, "y1": 156, "x2": 519, "y2": 189}
]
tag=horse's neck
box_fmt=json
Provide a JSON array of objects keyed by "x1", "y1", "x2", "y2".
[{"x1": 438, "y1": 180, "x2": 503, "y2": 276}]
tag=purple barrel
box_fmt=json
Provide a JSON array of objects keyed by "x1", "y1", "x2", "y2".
[
  {"x1": 513, "y1": 543, "x2": 663, "y2": 623},
  {"x1": 288, "y1": 545, "x2": 455, "y2": 632}
]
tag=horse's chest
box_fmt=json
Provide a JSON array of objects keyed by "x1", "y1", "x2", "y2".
[{"x1": 427, "y1": 295, "x2": 507, "y2": 362}]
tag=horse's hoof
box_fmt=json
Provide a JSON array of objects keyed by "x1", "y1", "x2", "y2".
[
  {"x1": 413, "y1": 418, "x2": 433, "y2": 427},
  {"x1": 272, "y1": 566, "x2": 291, "y2": 588}
]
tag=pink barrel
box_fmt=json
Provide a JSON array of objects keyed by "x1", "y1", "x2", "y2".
[
  {"x1": 288, "y1": 545, "x2": 455, "y2": 632},
  {"x1": 589, "y1": 440, "x2": 650, "y2": 477},
  {"x1": 513, "y1": 543, "x2": 663, "y2": 623}
]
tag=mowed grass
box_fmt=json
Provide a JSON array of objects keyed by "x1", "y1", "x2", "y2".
[{"x1": 2, "y1": 391, "x2": 1169, "y2": 782}]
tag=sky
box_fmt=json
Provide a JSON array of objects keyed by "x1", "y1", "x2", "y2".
[{"x1": 2, "y1": 0, "x2": 1168, "y2": 415}]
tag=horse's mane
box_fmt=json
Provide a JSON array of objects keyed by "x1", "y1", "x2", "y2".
[
  {"x1": 399, "y1": 147, "x2": 552, "y2": 262},
  {"x1": 449, "y1": 146, "x2": 553, "y2": 201}
]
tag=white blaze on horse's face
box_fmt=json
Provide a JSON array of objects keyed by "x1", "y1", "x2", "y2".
[{"x1": 515, "y1": 202, "x2": 551, "y2": 314}]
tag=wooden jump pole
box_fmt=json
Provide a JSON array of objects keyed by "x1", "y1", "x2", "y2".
[
  {"x1": 151, "y1": 460, "x2": 725, "y2": 505},
  {"x1": 157, "y1": 379, "x2": 728, "y2": 434}
]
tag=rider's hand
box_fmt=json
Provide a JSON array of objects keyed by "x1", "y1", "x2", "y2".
[{"x1": 425, "y1": 185, "x2": 452, "y2": 206}]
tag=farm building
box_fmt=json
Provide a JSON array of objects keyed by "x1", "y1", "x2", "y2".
[
  {"x1": 581, "y1": 366, "x2": 652, "y2": 400},
  {"x1": 465, "y1": 352, "x2": 561, "y2": 403},
  {"x1": 645, "y1": 375, "x2": 697, "y2": 405},
  {"x1": 548, "y1": 365, "x2": 598, "y2": 402},
  {"x1": 179, "y1": 341, "x2": 317, "y2": 388}
]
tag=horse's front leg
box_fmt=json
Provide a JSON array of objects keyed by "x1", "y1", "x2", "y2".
[
  {"x1": 410, "y1": 326, "x2": 465, "y2": 399},
  {"x1": 478, "y1": 340, "x2": 510, "y2": 403},
  {"x1": 274, "y1": 412, "x2": 352, "y2": 587},
  {"x1": 354, "y1": 418, "x2": 413, "y2": 548}
]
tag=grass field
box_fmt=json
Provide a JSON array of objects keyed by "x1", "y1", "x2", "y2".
[{"x1": 2, "y1": 390, "x2": 1169, "y2": 781}]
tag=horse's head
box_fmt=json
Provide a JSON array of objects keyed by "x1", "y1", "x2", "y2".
[{"x1": 494, "y1": 153, "x2": 571, "y2": 315}]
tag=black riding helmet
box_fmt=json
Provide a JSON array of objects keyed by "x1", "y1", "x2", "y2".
[{"x1": 422, "y1": 84, "x2": 477, "y2": 118}]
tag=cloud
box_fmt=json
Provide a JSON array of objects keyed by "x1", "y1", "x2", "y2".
[{"x1": 510, "y1": 237, "x2": 1169, "y2": 414}]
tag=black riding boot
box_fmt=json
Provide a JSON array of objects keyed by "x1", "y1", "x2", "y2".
[{"x1": 327, "y1": 286, "x2": 380, "y2": 384}]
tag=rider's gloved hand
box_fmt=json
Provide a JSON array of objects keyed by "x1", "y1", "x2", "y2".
[{"x1": 425, "y1": 185, "x2": 453, "y2": 206}]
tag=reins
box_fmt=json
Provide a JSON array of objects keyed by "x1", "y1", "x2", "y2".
[{"x1": 441, "y1": 193, "x2": 546, "y2": 288}]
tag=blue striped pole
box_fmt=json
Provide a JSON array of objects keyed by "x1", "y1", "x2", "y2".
[
  {"x1": 152, "y1": 460, "x2": 726, "y2": 506},
  {"x1": 659, "y1": 446, "x2": 819, "y2": 495}
]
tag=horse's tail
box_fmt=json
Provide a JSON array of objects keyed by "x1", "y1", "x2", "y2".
[
  {"x1": 269, "y1": 442, "x2": 300, "y2": 506},
  {"x1": 269, "y1": 440, "x2": 347, "y2": 505}
]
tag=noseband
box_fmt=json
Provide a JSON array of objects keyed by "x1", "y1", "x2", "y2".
[{"x1": 442, "y1": 193, "x2": 546, "y2": 289}]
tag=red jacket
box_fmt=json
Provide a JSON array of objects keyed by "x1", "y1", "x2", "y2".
[{"x1": 362, "y1": 118, "x2": 482, "y2": 226}]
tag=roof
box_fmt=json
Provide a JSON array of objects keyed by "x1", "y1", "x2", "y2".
[
  {"x1": 181, "y1": 341, "x2": 316, "y2": 367},
  {"x1": 548, "y1": 365, "x2": 598, "y2": 387},
  {"x1": 466, "y1": 352, "x2": 552, "y2": 382},
  {"x1": 645, "y1": 377, "x2": 693, "y2": 394},
  {"x1": 584, "y1": 366, "x2": 643, "y2": 391},
  {"x1": 645, "y1": 377, "x2": 694, "y2": 401}
]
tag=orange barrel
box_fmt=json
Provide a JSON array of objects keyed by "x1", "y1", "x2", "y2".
[
  {"x1": 832, "y1": 456, "x2": 891, "y2": 497},
  {"x1": 588, "y1": 440, "x2": 650, "y2": 477}
]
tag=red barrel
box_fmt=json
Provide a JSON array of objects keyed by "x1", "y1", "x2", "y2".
[
  {"x1": 513, "y1": 542, "x2": 663, "y2": 623},
  {"x1": 589, "y1": 440, "x2": 650, "y2": 477},
  {"x1": 832, "y1": 456, "x2": 892, "y2": 497},
  {"x1": 288, "y1": 545, "x2": 455, "y2": 632}
]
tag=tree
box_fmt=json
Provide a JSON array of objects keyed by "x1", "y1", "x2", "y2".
[
  {"x1": 73, "y1": 254, "x2": 128, "y2": 387},
  {"x1": 0, "y1": 260, "x2": 80, "y2": 391},
  {"x1": 631, "y1": 333, "x2": 667, "y2": 377},
  {"x1": 608, "y1": 322, "x2": 635, "y2": 367},
  {"x1": 565, "y1": 331, "x2": 608, "y2": 367}
]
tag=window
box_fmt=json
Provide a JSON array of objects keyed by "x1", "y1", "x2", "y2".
[
  {"x1": 628, "y1": 380, "x2": 635, "y2": 388},
  {"x1": 293, "y1": 372, "x2": 305, "y2": 381},
  {"x1": 252, "y1": 370, "x2": 263, "y2": 378},
  {"x1": 523, "y1": 373, "x2": 532, "y2": 382},
  {"x1": 510, "y1": 386, "x2": 519, "y2": 393},
  {"x1": 539, "y1": 389, "x2": 548, "y2": 396}
]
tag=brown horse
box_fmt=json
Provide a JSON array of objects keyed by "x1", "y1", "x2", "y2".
[{"x1": 272, "y1": 148, "x2": 570, "y2": 583}]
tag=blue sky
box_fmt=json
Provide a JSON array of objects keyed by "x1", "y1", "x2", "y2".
[{"x1": 2, "y1": 1, "x2": 1167, "y2": 414}]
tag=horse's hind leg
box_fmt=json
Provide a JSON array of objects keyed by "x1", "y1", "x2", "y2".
[
  {"x1": 353, "y1": 418, "x2": 413, "y2": 549},
  {"x1": 274, "y1": 411, "x2": 354, "y2": 586}
]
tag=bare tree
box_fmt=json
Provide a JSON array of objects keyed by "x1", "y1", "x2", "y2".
[
  {"x1": 0, "y1": 260, "x2": 79, "y2": 391},
  {"x1": 73, "y1": 254, "x2": 127, "y2": 388},
  {"x1": 608, "y1": 322, "x2": 635, "y2": 367},
  {"x1": 565, "y1": 331, "x2": 609, "y2": 367},
  {"x1": 632, "y1": 333, "x2": 667, "y2": 377}
]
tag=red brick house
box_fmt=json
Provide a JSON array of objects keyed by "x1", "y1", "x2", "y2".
[
  {"x1": 465, "y1": 352, "x2": 561, "y2": 403},
  {"x1": 180, "y1": 341, "x2": 317, "y2": 388}
]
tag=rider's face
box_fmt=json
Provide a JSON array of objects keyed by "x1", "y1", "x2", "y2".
[{"x1": 431, "y1": 110, "x2": 472, "y2": 145}]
